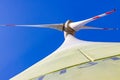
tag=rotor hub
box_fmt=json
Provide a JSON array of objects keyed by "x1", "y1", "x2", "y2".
[{"x1": 63, "y1": 20, "x2": 75, "y2": 36}]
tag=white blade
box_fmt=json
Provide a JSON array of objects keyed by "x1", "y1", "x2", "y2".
[
  {"x1": 69, "y1": 9, "x2": 116, "y2": 31},
  {"x1": 81, "y1": 26, "x2": 119, "y2": 30},
  {"x1": 0, "y1": 24, "x2": 64, "y2": 31}
]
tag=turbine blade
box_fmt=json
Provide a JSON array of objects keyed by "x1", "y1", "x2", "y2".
[
  {"x1": 69, "y1": 9, "x2": 116, "y2": 31},
  {"x1": 81, "y1": 26, "x2": 119, "y2": 30},
  {"x1": 92, "y1": 9, "x2": 116, "y2": 20},
  {"x1": 0, "y1": 24, "x2": 64, "y2": 31}
]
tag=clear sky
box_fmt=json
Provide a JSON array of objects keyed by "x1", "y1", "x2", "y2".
[{"x1": 0, "y1": 0, "x2": 120, "y2": 80}]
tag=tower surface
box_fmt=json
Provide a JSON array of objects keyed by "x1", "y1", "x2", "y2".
[{"x1": 10, "y1": 34, "x2": 120, "y2": 80}]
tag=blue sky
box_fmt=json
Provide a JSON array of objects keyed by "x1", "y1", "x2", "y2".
[{"x1": 0, "y1": 0, "x2": 120, "y2": 80}]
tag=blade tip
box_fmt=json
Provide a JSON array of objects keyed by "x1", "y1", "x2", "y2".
[{"x1": 105, "y1": 8, "x2": 116, "y2": 14}]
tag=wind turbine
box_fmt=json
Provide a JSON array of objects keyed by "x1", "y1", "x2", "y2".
[{"x1": 1, "y1": 9, "x2": 120, "y2": 80}]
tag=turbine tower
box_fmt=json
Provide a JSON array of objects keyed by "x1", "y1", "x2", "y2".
[{"x1": 1, "y1": 9, "x2": 120, "y2": 80}]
